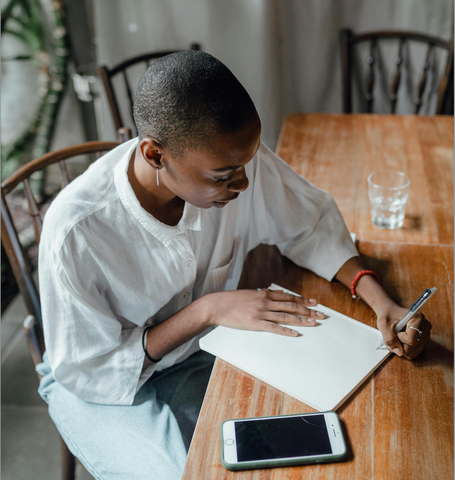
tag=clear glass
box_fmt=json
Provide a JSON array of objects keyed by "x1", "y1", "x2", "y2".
[{"x1": 367, "y1": 171, "x2": 411, "y2": 229}]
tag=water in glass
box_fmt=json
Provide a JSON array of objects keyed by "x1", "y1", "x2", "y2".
[
  {"x1": 367, "y1": 171, "x2": 411, "y2": 230},
  {"x1": 369, "y1": 194, "x2": 408, "y2": 229}
]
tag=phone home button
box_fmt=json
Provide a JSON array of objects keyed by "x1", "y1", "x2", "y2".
[{"x1": 225, "y1": 438, "x2": 234, "y2": 446}]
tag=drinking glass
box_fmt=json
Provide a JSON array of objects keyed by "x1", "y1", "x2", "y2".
[{"x1": 367, "y1": 171, "x2": 411, "y2": 229}]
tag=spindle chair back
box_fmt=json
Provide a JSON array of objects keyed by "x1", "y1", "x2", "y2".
[
  {"x1": 1, "y1": 132, "x2": 130, "y2": 479},
  {"x1": 340, "y1": 29, "x2": 453, "y2": 115},
  {"x1": 98, "y1": 43, "x2": 201, "y2": 134},
  {"x1": 2, "y1": 140, "x2": 123, "y2": 326}
]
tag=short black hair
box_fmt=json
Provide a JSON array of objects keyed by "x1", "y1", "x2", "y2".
[{"x1": 133, "y1": 50, "x2": 258, "y2": 156}]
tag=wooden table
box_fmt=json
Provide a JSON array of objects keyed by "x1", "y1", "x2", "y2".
[
  {"x1": 182, "y1": 114, "x2": 454, "y2": 480},
  {"x1": 277, "y1": 114, "x2": 454, "y2": 246}
]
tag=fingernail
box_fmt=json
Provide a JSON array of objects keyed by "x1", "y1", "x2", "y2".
[
  {"x1": 309, "y1": 299, "x2": 317, "y2": 304},
  {"x1": 316, "y1": 312, "x2": 325, "y2": 318},
  {"x1": 393, "y1": 348, "x2": 402, "y2": 357},
  {"x1": 307, "y1": 318, "x2": 316, "y2": 324},
  {"x1": 291, "y1": 330, "x2": 299, "y2": 335}
]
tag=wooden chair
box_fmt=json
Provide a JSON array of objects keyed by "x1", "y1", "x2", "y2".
[
  {"x1": 1, "y1": 130, "x2": 130, "y2": 480},
  {"x1": 98, "y1": 43, "x2": 201, "y2": 135},
  {"x1": 340, "y1": 29, "x2": 454, "y2": 115}
]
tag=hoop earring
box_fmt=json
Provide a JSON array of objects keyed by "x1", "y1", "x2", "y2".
[{"x1": 156, "y1": 167, "x2": 160, "y2": 186}]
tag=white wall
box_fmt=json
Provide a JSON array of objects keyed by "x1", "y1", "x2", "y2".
[{"x1": 93, "y1": 0, "x2": 453, "y2": 148}]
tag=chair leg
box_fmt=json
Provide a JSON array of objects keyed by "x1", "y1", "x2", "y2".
[{"x1": 61, "y1": 437, "x2": 76, "y2": 480}]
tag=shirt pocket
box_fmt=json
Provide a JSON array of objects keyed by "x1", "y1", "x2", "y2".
[{"x1": 212, "y1": 237, "x2": 240, "y2": 292}]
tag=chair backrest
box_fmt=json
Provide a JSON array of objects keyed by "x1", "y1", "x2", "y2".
[
  {"x1": 98, "y1": 43, "x2": 201, "y2": 134},
  {"x1": 1, "y1": 139, "x2": 123, "y2": 332},
  {"x1": 340, "y1": 29, "x2": 454, "y2": 115},
  {"x1": 1, "y1": 136, "x2": 132, "y2": 480}
]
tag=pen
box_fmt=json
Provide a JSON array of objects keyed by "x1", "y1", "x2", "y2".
[{"x1": 376, "y1": 287, "x2": 437, "y2": 350}]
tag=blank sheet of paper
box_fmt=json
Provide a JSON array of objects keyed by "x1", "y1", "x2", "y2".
[{"x1": 199, "y1": 284, "x2": 390, "y2": 411}]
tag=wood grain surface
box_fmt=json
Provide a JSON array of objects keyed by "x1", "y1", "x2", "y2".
[
  {"x1": 182, "y1": 243, "x2": 453, "y2": 479},
  {"x1": 182, "y1": 114, "x2": 453, "y2": 479},
  {"x1": 276, "y1": 114, "x2": 454, "y2": 245}
]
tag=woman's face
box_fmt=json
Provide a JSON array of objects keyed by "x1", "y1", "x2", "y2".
[{"x1": 143, "y1": 116, "x2": 262, "y2": 209}]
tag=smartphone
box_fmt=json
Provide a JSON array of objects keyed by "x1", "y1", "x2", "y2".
[{"x1": 221, "y1": 411, "x2": 347, "y2": 471}]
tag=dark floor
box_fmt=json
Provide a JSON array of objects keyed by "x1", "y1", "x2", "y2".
[{"x1": 1, "y1": 291, "x2": 95, "y2": 480}]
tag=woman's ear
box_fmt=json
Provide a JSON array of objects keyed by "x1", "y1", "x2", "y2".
[{"x1": 138, "y1": 138, "x2": 164, "y2": 168}]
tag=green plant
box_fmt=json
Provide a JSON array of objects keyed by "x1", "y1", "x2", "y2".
[
  {"x1": 1, "y1": 0, "x2": 69, "y2": 194},
  {"x1": 1, "y1": 0, "x2": 69, "y2": 312}
]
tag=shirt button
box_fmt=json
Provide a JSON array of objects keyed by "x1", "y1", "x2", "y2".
[
  {"x1": 185, "y1": 260, "x2": 192, "y2": 268},
  {"x1": 182, "y1": 292, "x2": 189, "y2": 299}
]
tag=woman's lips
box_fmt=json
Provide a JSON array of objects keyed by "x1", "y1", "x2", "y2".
[
  {"x1": 213, "y1": 192, "x2": 240, "y2": 207},
  {"x1": 219, "y1": 192, "x2": 240, "y2": 203}
]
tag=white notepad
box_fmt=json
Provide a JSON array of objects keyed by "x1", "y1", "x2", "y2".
[{"x1": 199, "y1": 284, "x2": 391, "y2": 411}]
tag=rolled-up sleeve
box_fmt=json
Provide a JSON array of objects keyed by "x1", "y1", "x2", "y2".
[
  {"x1": 40, "y1": 230, "x2": 148, "y2": 406},
  {"x1": 249, "y1": 143, "x2": 358, "y2": 281}
]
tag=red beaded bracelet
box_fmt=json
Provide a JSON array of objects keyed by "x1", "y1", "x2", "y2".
[{"x1": 351, "y1": 270, "x2": 379, "y2": 299}]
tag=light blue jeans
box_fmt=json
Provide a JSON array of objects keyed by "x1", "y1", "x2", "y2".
[{"x1": 37, "y1": 350, "x2": 214, "y2": 480}]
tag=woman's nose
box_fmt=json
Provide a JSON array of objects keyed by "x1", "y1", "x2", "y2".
[{"x1": 227, "y1": 168, "x2": 249, "y2": 192}]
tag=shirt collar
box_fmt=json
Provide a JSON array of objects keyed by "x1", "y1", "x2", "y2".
[{"x1": 114, "y1": 138, "x2": 202, "y2": 246}]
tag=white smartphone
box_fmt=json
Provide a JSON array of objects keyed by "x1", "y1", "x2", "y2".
[{"x1": 221, "y1": 411, "x2": 347, "y2": 471}]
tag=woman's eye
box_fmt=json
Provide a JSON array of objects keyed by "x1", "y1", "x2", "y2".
[{"x1": 214, "y1": 176, "x2": 233, "y2": 183}]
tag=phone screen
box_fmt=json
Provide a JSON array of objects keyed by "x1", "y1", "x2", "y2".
[{"x1": 234, "y1": 414, "x2": 332, "y2": 462}]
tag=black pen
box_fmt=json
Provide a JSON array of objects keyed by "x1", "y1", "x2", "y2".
[{"x1": 376, "y1": 287, "x2": 437, "y2": 350}]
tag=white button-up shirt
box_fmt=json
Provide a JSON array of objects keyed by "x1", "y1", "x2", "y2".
[{"x1": 38, "y1": 139, "x2": 357, "y2": 405}]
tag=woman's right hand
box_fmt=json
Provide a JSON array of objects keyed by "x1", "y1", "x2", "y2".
[{"x1": 200, "y1": 288, "x2": 325, "y2": 336}]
